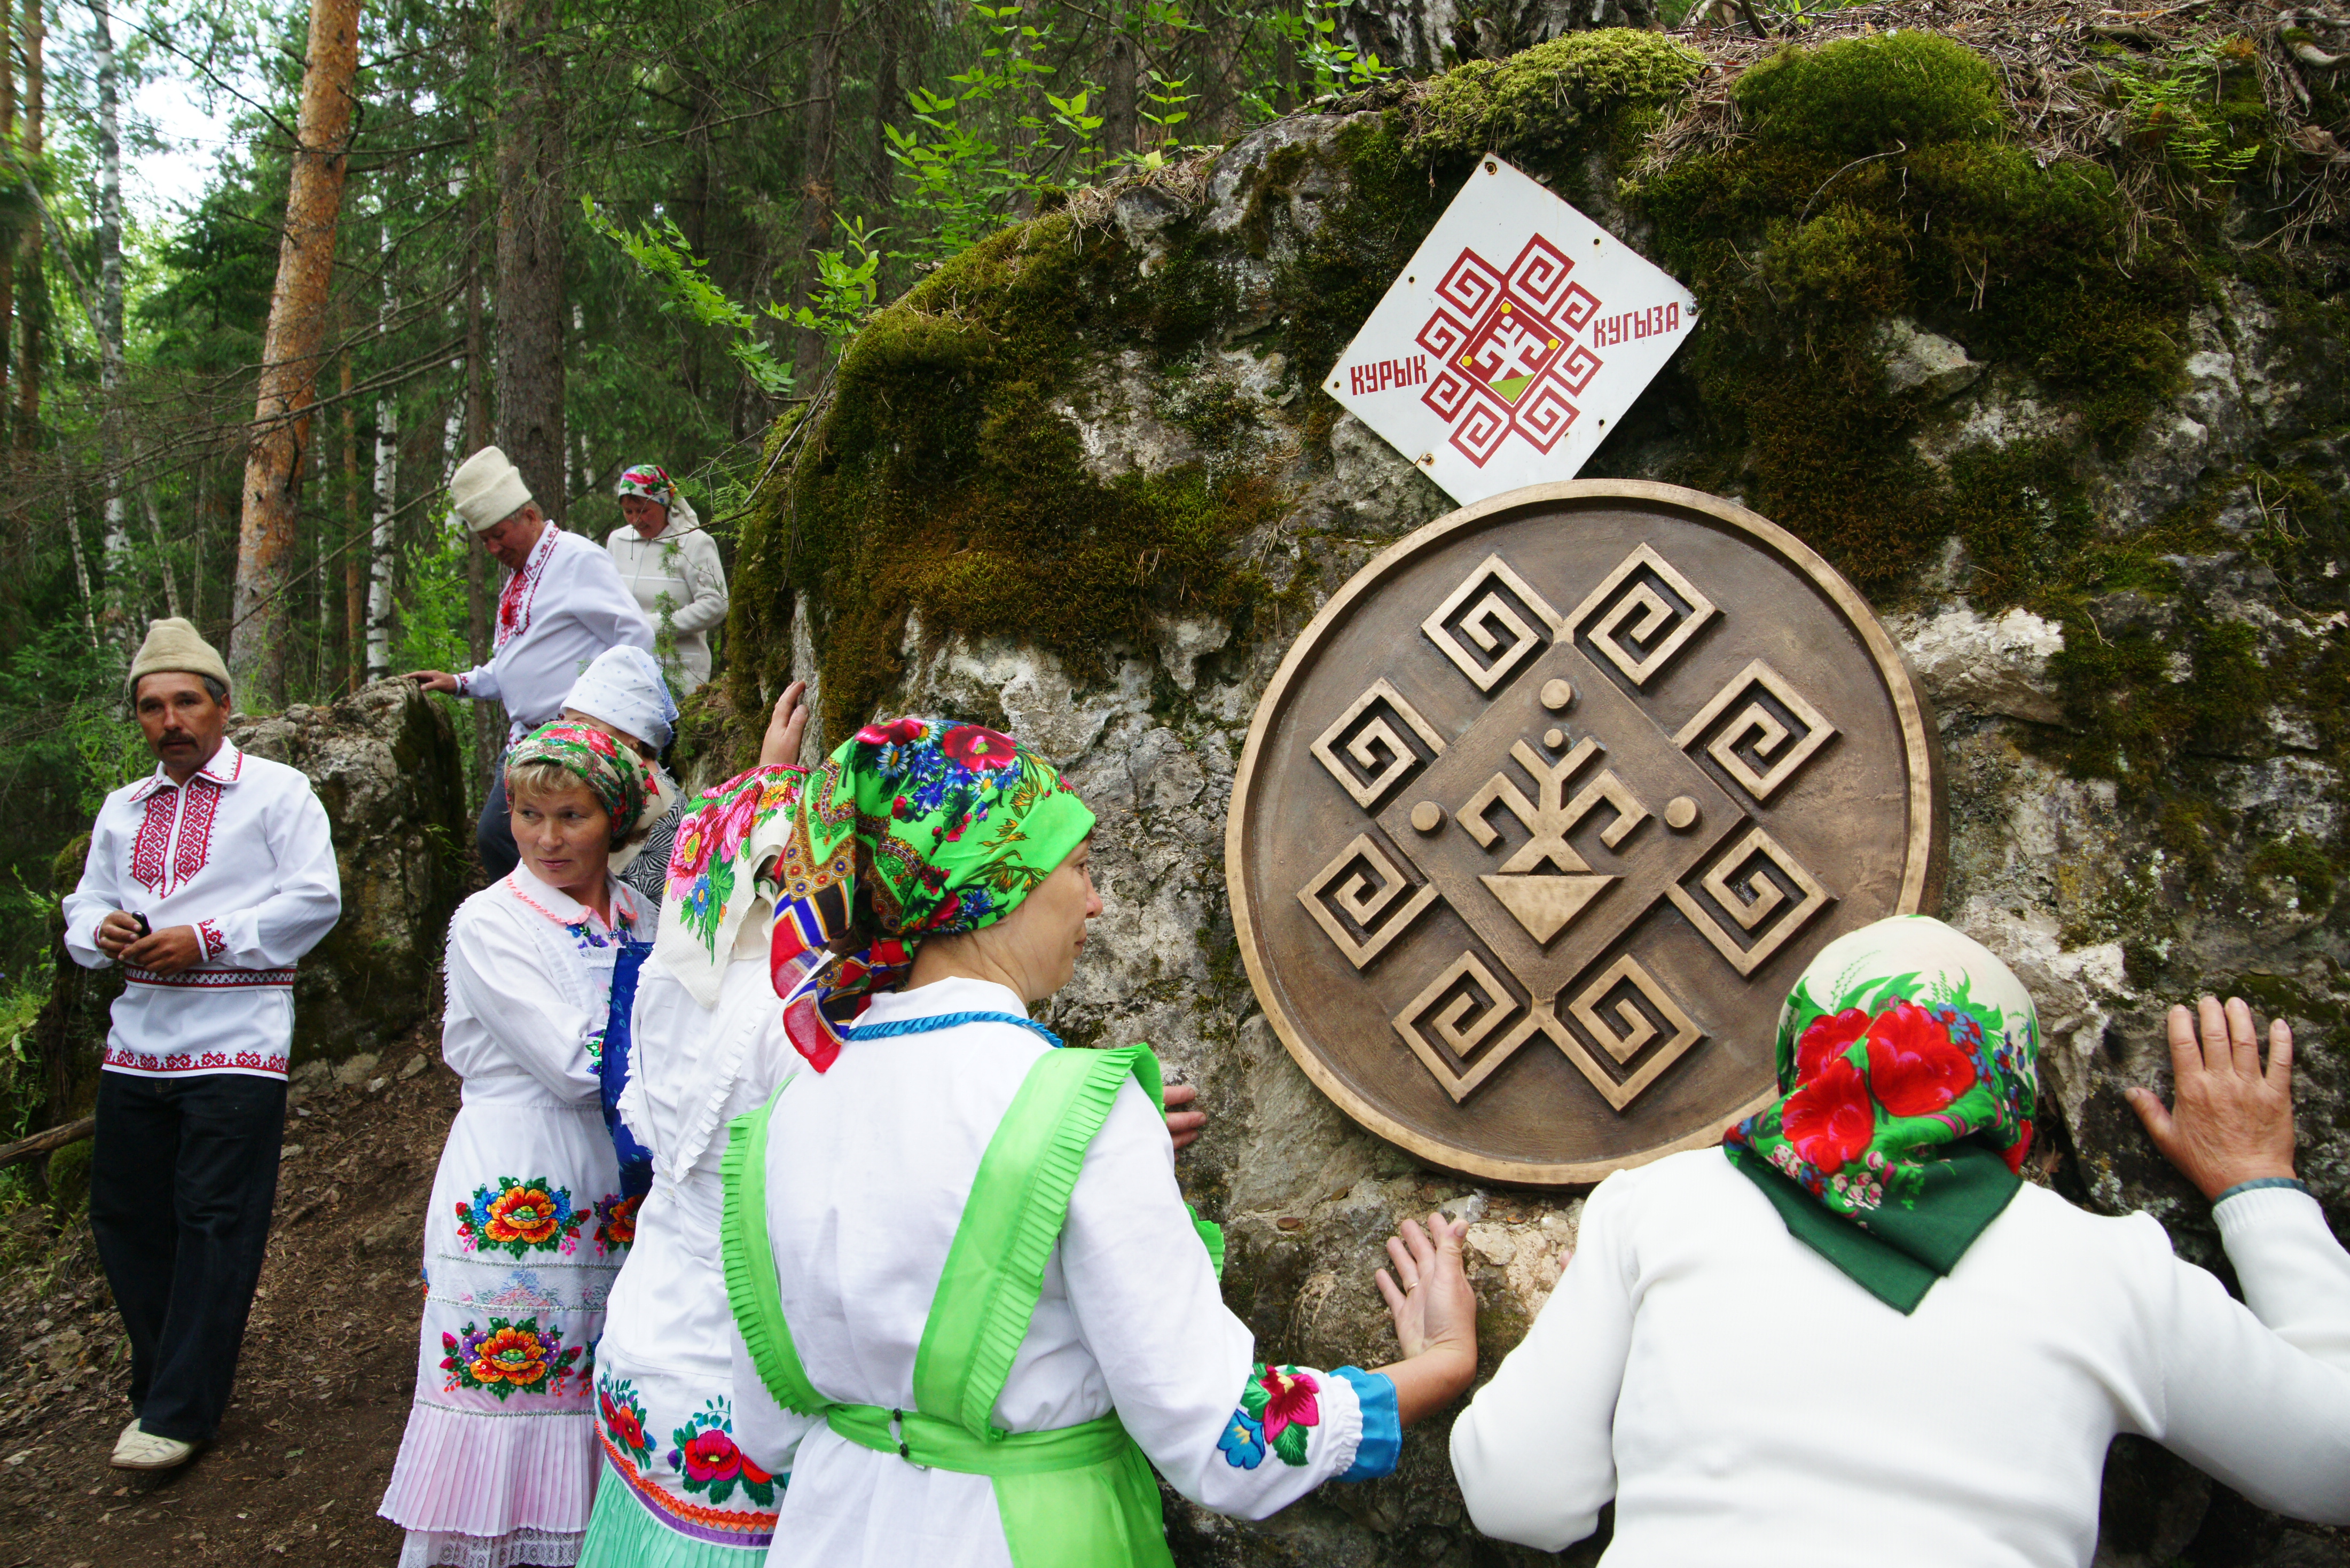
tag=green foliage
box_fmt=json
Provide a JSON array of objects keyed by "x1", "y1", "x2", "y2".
[
  {"x1": 583, "y1": 200, "x2": 798, "y2": 395},
  {"x1": 2110, "y1": 38, "x2": 2268, "y2": 185}
]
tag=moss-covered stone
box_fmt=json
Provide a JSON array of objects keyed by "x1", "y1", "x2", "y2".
[
  {"x1": 730, "y1": 217, "x2": 1282, "y2": 746},
  {"x1": 1412, "y1": 29, "x2": 1704, "y2": 160}
]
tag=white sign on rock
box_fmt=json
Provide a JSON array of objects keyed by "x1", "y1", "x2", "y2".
[{"x1": 1327, "y1": 155, "x2": 1697, "y2": 506}]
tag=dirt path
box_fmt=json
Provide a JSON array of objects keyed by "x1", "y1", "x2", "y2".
[{"x1": 0, "y1": 1032, "x2": 457, "y2": 1565}]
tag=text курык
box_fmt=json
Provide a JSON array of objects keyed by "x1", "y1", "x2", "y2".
[{"x1": 1346, "y1": 355, "x2": 1430, "y2": 396}]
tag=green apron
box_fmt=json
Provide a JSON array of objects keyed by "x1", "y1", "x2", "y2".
[{"x1": 720, "y1": 1041, "x2": 1221, "y2": 1568}]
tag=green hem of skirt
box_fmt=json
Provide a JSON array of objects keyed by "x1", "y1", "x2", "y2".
[{"x1": 577, "y1": 1463, "x2": 770, "y2": 1567}]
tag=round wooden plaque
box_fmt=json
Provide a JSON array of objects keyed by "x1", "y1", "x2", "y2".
[{"x1": 1226, "y1": 481, "x2": 1942, "y2": 1185}]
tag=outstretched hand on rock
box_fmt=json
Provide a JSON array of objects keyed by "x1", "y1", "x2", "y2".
[
  {"x1": 759, "y1": 681, "x2": 810, "y2": 767},
  {"x1": 1372, "y1": 1211, "x2": 1478, "y2": 1425},
  {"x1": 2125, "y1": 996, "x2": 2298, "y2": 1201}
]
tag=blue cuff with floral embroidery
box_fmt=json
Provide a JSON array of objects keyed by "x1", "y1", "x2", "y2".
[{"x1": 1330, "y1": 1366, "x2": 1399, "y2": 1482}]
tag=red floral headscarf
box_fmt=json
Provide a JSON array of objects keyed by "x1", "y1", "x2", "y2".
[{"x1": 1724, "y1": 915, "x2": 2039, "y2": 1313}]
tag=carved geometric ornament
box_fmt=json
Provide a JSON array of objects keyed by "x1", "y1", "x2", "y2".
[{"x1": 1228, "y1": 481, "x2": 1942, "y2": 1186}]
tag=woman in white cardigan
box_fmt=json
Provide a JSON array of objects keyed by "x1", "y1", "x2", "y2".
[{"x1": 1451, "y1": 915, "x2": 2350, "y2": 1566}]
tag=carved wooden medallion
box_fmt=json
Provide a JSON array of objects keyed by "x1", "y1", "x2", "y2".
[{"x1": 1227, "y1": 481, "x2": 1942, "y2": 1185}]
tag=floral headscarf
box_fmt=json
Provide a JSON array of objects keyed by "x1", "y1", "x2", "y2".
[
  {"x1": 506, "y1": 722, "x2": 652, "y2": 848},
  {"x1": 651, "y1": 716, "x2": 1095, "y2": 1068},
  {"x1": 1724, "y1": 914, "x2": 2039, "y2": 1314},
  {"x1": 613, "y1": 464, "x2": 675, "y2": 507},
  {"x1": 614, "y1": 463, "x2": 700, "y2": 535}
]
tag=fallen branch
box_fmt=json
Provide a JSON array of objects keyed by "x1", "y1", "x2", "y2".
[{"x1": 0, "y1": 1116, "x2": 96, "y2": 1171}]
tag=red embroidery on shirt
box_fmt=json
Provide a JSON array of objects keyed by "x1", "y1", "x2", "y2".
[
  {"x1": 104, "y1": 1042, "x2": 289, "y2": 1076},
  {"x1": 495, "y1": 527, "x2": 561, "y2": 650},
  {"x1": 129, "y1": 788, "x2": 176, "y2": 896},
  {"x1": 197, "y1": 919, "x2": 227, "y2": 960},
  {"x1": 175, "y1": 777, "x2": 222, "y2": 888}
]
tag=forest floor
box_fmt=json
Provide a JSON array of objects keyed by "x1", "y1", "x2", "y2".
[{"x1": 0, "y1": 1030, "x2": 452, "y2": 1566}]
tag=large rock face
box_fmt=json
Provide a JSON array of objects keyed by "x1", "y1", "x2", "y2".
[
  {"x1": 724, "y1": 21, "x2": 2349, "y2": 1565},
  {"x1": 230, "y1": 681, "x2": 471, "y2": 1062}
]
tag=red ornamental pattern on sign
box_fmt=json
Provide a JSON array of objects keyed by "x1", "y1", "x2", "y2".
[{"x1": 1414, "y1": 237, "x2": 1604, "y2": 468}]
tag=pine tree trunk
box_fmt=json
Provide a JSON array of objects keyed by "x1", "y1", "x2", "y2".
[
  {"x1": 494, "y1": 0, "x2": 566, "y2": 522},
  {"x1": 1103, "y1": 22, "x2": 1136, "y2": 163},
  {"x1": 789, "y1": 0, "x2": 844, "y2": 385},
  {"x1": 13, "y1": 0, "x2": 38, "y2": 463},
  {"x1": 869, "y1": 0, "x2": 903, "y2": 220},
  {"x1": 229, "y1": 0, "x2": 362, "y2": 705},
  {"x1": 92, "y1": 0, "x2": 129, "y2": 642}
]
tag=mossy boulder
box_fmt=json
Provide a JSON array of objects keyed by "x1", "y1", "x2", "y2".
[
  {"x1": 228, "y1": 680, "x2": 471, "y2": 1063},
  {"x1": 715, "y1": 22, "x2": 2350, "y2": 1566}
]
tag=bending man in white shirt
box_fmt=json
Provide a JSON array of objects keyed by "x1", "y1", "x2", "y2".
[
  {"x1": 61, "y1": 618, "x2": 342, "y2": 1473},
  {"x1": 407, "y1": 444, "x2": 654, "y2": 880}
]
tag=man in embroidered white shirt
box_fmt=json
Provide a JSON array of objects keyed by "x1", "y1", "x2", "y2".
[
  {"x1": 61, "y1": 618, "x2": 342, "y2": 1472},
  {"x1": 407, "y1": 444, "x2": 654, "y2": 880}
]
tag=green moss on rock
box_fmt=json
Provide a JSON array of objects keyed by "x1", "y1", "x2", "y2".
[
  {"x1": 732, "y1": 216, "x2": 1279, "y2": 744},
  {"x1": 1412, "y1": 30, "x2": 1705, "y2": 159},
  {"x1": 1631, "y1": 31, "x2": 2195, "y2": 589}
]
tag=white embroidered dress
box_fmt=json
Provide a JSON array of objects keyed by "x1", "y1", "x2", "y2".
[
  {"x1": 584, "y1": 956, "x2": 801, "y2": 1561},
  {"x1": 379, "y1": 867, "x2": 651, "y2": 1568},
  {"x1": 728, "y1": 977, "x2": 1400, "y2": 1568},
  {"x1": 61, "y1": 738, "x2": 341, "y2": 1079},
  {"x1": 457, "y1": 524, "x2": 655, "y2": 743}
]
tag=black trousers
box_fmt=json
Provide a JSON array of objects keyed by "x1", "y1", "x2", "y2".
[
  {"x1": 476, "y1": 748, "x2": 520, "y2": 882},
  {"x1": 89, "y1": 1070, "x2": 287, "y2": 1443}
]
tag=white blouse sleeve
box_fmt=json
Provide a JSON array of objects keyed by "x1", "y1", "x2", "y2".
[
  {"x1": 1060, "y1": 1079, "x2": 1398, "y2": 1518},
  {"x1": 667, "y1": 532, "x2": 730, "y2": 636},
  {"x1": 444, "y1": 903, "x2": 601, "y2": 1103},
  {"x1": 2155, "y1": 1188, "x2": 2350, "y2": 1522},
  {"x1": 1448, "y1": 1170, "x2": 1634, "y2": 1553},
  {"x1": 61, "y1": 812, "x2": 123, "y2": 969}
]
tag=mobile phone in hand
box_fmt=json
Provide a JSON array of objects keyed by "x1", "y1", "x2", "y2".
[{"x1": 132, "y1": 914, "x2": 152, "y2": 938}]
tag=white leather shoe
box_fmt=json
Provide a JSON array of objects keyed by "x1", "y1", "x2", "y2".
[{"x1": 110, "y1": 1423, "x2": 199, "y2": 1470}]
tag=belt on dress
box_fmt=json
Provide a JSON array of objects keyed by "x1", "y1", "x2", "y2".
[{"x1": 124, "y1": 966, "x2": 297, "y2": 989}]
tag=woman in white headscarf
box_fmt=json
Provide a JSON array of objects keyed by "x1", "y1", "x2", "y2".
[
  {"x1": 605, "y1": 465, "x2": 728, "y2": 695},
  {"x1": 561, "y1": 645, "x2": 685, "y2": 911}
]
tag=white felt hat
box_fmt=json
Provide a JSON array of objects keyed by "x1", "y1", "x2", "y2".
[
  {"x1": 449, "y1": 445, "x2": 534, "y2": 534},
  {"x1": 127, "y1": 617, "x2": 230, "y2": 696}
]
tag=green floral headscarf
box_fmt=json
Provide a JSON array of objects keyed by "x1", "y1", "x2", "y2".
[
  {"x1": 1725, "y1": 915, "x2": 2039, "y2": 1314},
  {"x1": 506, "y1": 721, "x2": 650, "y2": 848},
  {"x1": 651, "y1": 716, "x2": 1095, "y2": 1024}
]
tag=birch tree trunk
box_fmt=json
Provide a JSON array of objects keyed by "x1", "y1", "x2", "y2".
[
  {"x1": 12, "y1": 0, "x2": 38, "y2": 462},
  {"x1": 92, "y1": 0, "x2": 129, "y2": 642},
  {"x1": 494, "y1": 0, "x2": 566, "y2": 521},
  {"x1": 1, "y1": 2, "x2": 16, "y2": 438},
  {"x1": 464, "y1": 236, "x2": 499, "y2": 785},
  {"x1": 229, "y1": 0, "x2": 363, "y2": 705},
  {"x1": 367, "y1": 221, "x2": 397, "y2": 681},
  {"x1": 343, "y1": 353, "x2": 362, "y2": 690},
  {"x1": 789, "y1": 0, "x2": 844, "y2": 383}
]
